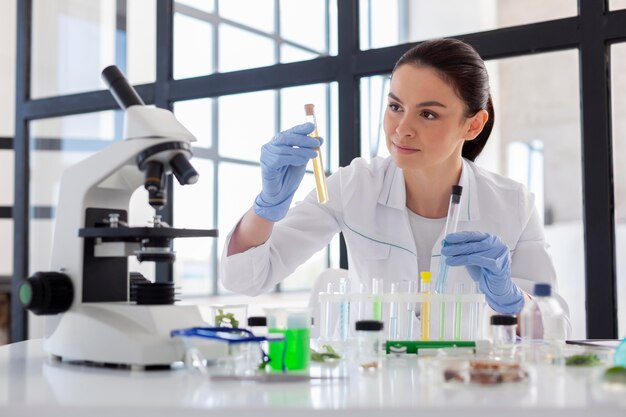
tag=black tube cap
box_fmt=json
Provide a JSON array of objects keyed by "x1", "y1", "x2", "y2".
[
  {"x1": 355, "y1": 320, "x2": 384, "y2": 331},
  {"x1": 247, "y1": 316, "x2": 267, "y2": 327},
  {"x1": 490, "y1": 315, "x2": 517, "y2": 326}
]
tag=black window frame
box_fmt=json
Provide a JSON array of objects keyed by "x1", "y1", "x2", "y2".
[{"x1": 10, "y1": 0, "x2": 626, "y2": 341}]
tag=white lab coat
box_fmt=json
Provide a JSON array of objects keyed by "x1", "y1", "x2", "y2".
[{"x1": 221, "y1": 156, "x2": 571, "y2": 335}]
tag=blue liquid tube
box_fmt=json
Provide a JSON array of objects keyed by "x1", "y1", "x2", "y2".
[
  {"x1": 435, "y1": 185, "x2": 463, "y2": 294},
  {"x1": 338, "y1": 278, "x2": 349, "y2": 341}
]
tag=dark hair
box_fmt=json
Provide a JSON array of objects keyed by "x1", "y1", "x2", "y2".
[{"x1": 392, "y1": 38, "x2": 494, "y2": 162}]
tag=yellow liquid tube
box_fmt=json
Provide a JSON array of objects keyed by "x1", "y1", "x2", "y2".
[
  {"x1": 304, "y1": 104, "x2": 329, "y2": 204},
  {"x1": 420, "y1": 271, "x2": 431, "y2": 341}
]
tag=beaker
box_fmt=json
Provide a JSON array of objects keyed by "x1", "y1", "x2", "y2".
[
  {"x1": 265, "y1": 307, "x2": 311, "y2": 372},
  {"x1": 206, "y1": 304, "x2": 248, "y2": 328}
]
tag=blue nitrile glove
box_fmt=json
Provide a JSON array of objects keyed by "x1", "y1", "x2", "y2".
[
  {"x1": 441, "y1": 231, "x2": 524, "y2": 314},
  {"x1": 253, "y1": 123, "x2": 322, "y2": 222}
]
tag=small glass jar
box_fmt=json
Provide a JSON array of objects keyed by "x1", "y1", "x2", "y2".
[
  {"x1": 355, "y1": 320, "x2": 384, "y2": 371},
  {"x1": 490, "y1": 315, "x2": 517, "y2": 355}
]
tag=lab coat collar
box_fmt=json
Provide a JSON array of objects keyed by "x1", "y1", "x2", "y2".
[{"x1": 377, "y1": 157, "x2": 480, "y2": 221}]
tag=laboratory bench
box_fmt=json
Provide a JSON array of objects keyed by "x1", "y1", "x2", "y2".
[{"x1": 1, "y1": 339, "x2": 625, "y2": 417}]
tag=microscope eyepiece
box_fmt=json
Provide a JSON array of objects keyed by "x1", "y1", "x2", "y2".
[
  {"x1": 170, "y1": 153, "x2": 199, "y2": 185},
  {"x1": 101, "y1": 65, "x2": 145, "y2": 109}
]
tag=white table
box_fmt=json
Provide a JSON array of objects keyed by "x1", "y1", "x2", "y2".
[{"x1": 1, "y1": 339, "x2": 625, "y2": 417}]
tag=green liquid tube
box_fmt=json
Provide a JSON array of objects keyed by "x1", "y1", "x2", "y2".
[
  {"x1": 372, "y1": 278, "x2": 383, "y2": 320},
  {"x1": 454, "y1": 283, "x2": 464, "y2": 341}
]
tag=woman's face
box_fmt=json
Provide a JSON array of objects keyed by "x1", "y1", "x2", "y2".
[{"x1": 384, "y1": 64, "x2": 478, "y2": 171}]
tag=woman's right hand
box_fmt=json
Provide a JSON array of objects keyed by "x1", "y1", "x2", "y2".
[{"x1": 253, "y1": 123, "x2": 322, "y2": 222}]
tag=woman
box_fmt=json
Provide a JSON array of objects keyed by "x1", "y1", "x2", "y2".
[{"x1": 221, "y1": 38, "x2": 570, "y2": 333}]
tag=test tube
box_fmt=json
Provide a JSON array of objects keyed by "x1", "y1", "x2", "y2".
[
  {"x1": 321, "y1": 282, "x2": 335, "y2": 339},
  {"x1": 435, "y1": 185, "x2": 463, "y2": 294},
  {"x1": 338, "y1": 278, "x2": 349, "y2": 341},
  {"x1": 407, "y1": 280, "x2": 420, "y2": 340},
  {"x1": 453, "y1": 283, "x2": 464, "y2": 340},
  {"x1": 372, "y1": 278, "x2": 383, "y2": 321},
  {"x1": 389, "y1": 283, "x2": 400, "y2": 340},
  {"x1": 420, "y1": 272, "x2": 431, "y2": 341},
  {"x1": 468, "y1": 281, "x2": 480, "y2": 340},
  {"x1": 304, "y1": 104, "x2": 329, "y2": 204}
]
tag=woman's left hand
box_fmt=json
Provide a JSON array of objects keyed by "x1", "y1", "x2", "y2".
[{"x1": 442, "y1": 231, "x2": 524, "y2": 314}]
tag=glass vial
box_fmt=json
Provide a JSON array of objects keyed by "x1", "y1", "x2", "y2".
[{"x1": 355, "y1": 320, "x2": 384, "y2": 371}]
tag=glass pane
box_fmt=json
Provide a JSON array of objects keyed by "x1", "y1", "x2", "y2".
[
  {"x1": 359, "y1": 0, "x2": 577, "y2": 50},
  {"x1": 218, "y1": 24, "x2": 275, "y2": 73},
  {"x1": 0, "y1": 151, "x2": 13, "y2": 206},
  {"x1": 218, "y1": 90, "x2": 275, "y2": 162},
  {"x1": 174, "y1": 158, "x2": 215, "y2": 296},
  {"x1": 173, "y1": 11, "x2": 214, "y2": 80},
  {"x1": 490, "y1": 50, "x2": 584, "y2": 338},
  {"x1": 360, "y1": 50, "x2": 585, "y2": 337},
  {"x1": 217, "y1": 162, "x2": 261, "y2": 293},
  {"x1": 0, "y1": 221, "x2": 12, "y2": 275},
  {"x1": 280, "y1": 0, "x2": 336, "y2": 57},
  {"x1": 31, "y1": 0, "x2": 156, "y2": 98},
  {"x1": 29, "y1": 219, "x2": 54, "y2": 273},
  {"x1": 360, "y1": 75, "x2": 390, "y2": 160},
  {"x1": 610, "y1": 0, "x2": 626, "y2": 10},
  {"x1": 219, "y1": 0, "x2": 274, "y2": 33},
  {"x1": 174, "y1": 98, "x2": 214, "y2": 148},
  {"x1": 612, "y1": 43, "x2": 626, "y2": 337},
  {"x1": 0, "y1": 0, "x2": 16, "y2": 136},
  {"x1": 177, "y1": 0, "x2": 215, "y2": 13}
]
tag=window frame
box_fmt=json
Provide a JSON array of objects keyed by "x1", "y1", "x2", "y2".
[{"x1": 11, "y1": 0, "x2": 626, "y2": 341}]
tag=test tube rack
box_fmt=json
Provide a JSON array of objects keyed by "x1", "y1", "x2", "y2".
[{"x1": 318, "y1": 291, "x2": 486, "y2": 343}]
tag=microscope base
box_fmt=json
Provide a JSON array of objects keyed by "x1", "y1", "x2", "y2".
[{"x1": 44, "y1": 303, "x2": 227, "y2": 367}]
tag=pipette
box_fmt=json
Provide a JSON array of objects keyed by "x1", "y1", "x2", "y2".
[
  {"x1": 304, "y1": 104, "x2": 329, "y2": 204},
  {"x1": 435, "y1": 185, "x2": 463, "y2": 294}
]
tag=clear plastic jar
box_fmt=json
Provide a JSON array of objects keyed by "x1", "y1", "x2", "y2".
[
  {"x1": 490, "y1": 315, "x2": 517, "y2": 356},
  {"x1": 355, "y1": 320, "x2": 384, "y2": 371}
]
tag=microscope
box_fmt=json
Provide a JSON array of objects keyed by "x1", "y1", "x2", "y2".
[{"x1": 19, "y1": 66, "x2": 227, "y2": 368}]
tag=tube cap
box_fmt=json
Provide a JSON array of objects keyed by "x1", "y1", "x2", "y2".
[
  {"x1": 533, "y1": 283, "x2": 552, "y2": 297},
  {"x1": 355, "y1": 320, "x2": 383, "y2": 331},
  {"x1": 490, "y1": 315, "x2": 517, "y2": 326},
  {"x1": 247, "y1": 316, "x2": 267, "y2": 327}
]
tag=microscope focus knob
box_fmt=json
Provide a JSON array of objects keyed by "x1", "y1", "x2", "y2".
[{"x1": 19, "y1": 272, "x2": 74, "y2": 315}]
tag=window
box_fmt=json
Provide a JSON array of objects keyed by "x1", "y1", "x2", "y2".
[
  {"x1": 31, "y1": 0, "x2": 155, "y2": 98},
  {"x1": 359, "y1": 0, "x2": 577, "y2": 50},
  {"x1": 174, "y1": 0, "x2": 337, "y2": 79},
  {"x1": 611, "y1": 42, "x2": 626, "y2": 337},
  {"x1": 10, "y1": 0, "x2": 626, "y2": 341}
]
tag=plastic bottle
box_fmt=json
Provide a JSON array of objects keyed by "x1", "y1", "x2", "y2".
[{"x1": 520, "y1": 283, "x2": 567, "y2": 364}]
